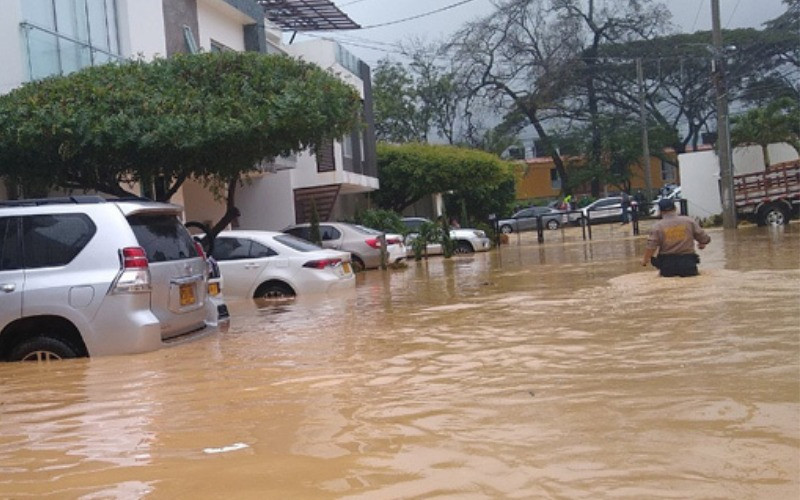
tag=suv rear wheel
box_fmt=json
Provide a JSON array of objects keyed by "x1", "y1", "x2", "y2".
[{"x1": 10, "y1": 336, "x2": 79, "y2": 362}]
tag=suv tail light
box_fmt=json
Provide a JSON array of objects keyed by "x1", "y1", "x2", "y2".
[
  {"x1": 193, "y1": 240, "x2": 206, "y2": 260},
  {"x1": 112, "y1": 247, "x2": 151, "y2": 293},
  {"x1": 303, "y1": 258, "x2": 342, "y2": 270}
]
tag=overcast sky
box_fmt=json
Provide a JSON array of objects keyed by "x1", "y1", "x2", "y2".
[{"x1": 296, "y1": 0, "x2": 790, "y2": 66}]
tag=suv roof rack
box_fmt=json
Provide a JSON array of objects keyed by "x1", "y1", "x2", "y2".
[{"x1": 0, "y1": 195, "x2": 154, "y2": 207}]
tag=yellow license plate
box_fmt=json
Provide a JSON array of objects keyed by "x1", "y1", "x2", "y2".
[
  {"x1": 343, "y1": 262, "x2": 352, "y2": 274},
  {"x1": 179, "y1": 283, "x2": 196, "y2": 306},
  {"x1": 208, "y1": 282, "x2": 220, "y2": 296}
]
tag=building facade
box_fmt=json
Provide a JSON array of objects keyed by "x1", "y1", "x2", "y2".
[{"x1": 0, "y1": 0, "x2": 379, "y2": 231}]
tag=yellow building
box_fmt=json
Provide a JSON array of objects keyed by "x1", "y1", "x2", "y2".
[{"x1": 513, "y1": 153, "x2": 681, "y2": 202}]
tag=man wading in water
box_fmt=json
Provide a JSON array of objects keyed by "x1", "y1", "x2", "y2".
[{"x1": 642, "y1": 198, "x2": 711, "y2": 277}]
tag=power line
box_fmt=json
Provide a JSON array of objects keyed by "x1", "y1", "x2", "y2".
[
  {"x1": 690, "y1": 0, "x2": 705, "y2": 32},
  {"x1": 355, "y1": 0, "x2": 479, "y2": 30},
  {"x1": 726, "y1": 0, "x2": 742, "y2": 27}
]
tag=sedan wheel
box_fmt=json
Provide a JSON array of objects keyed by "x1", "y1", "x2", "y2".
[
  {"x1": 500, "y1": 224, "x2": 513, "y2": 234},
  {"x1": 255, "y1": 282, "x2": 295, "y2": 300},
  {"x1": 453, "y1": 241, "x2": 474, "y2": 254},
  {"x1": 546, "y1": 219, "x2": 560, "y2": 230}
]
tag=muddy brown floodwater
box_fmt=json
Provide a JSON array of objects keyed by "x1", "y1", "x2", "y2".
[{"x1": 1, "y1": 223, "x2": 798, "y2": 499}]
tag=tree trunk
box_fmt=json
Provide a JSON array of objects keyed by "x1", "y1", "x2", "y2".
[{"x1": 207, "y1": 177, "x2": 241, "y2": 240}]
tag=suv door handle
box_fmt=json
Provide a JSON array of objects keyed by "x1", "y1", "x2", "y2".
[{"x1": 1, "y1": 283, "x2": 16, "y2": 293}]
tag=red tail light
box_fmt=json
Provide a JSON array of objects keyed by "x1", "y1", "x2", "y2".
[
  {"x1": 386, "y1": 236, "x2": 402, "y2": 245},
  {"x1": 365, "y1": 238, "x2": 380, "y2": 249},
  {"x1": 303, "y1": 258, "x2": 342, "y2": 269},
  {"x1": 193, "y1": 240, "x2": 206, "y2": 260},
  {"x1": 122, "y1": 247, "x2": 149, "y2": 269}
]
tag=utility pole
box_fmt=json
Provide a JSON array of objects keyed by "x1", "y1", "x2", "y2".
[
  {"x1": 636, "y1": 58, "x2": 653, "y2": 200},
  {"x1": 711, "y1": 0, "x2": 737, "y2": 229}
]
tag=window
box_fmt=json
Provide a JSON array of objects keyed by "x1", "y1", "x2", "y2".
[
  {"x1": 319, "y1": 226, "x2": 341, "y2": 241},
  {"x1": 550, "y1": 169, "x2": 562, "y2": 190},
  {"x1": 0, "y1": 218, "x2": 23, "y2": 271},
  {"x1": 21, "y1": 0, "x2": 121, "y2": 81},
  {"x1": 22, "y1": 214, "x2": 96, "y2": 269},
  {"x1": 213, "y1": 238, "x2": 277, "y2": 260},
  {"x1": 127, "y1": 215, "x2": 198, "y2": 263},
  {"x1": 284, "y1": 227, "x2": 310, "y2": 241},
  {"x1": 661, "y1": 160, "x2": 677, "y2": 184},
  {"x1": 342, "y1": 133, "x2": 353, "y2": 159},
  {"x1": 274, "y1": 234, "x2": 322, "y2": 252}
]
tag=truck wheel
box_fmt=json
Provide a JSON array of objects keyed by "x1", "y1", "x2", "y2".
[
  {"x1": 10, "y1": 336, "x2": 79, "y2": 362},
  {"x1": 757, "y1": 203, "x2": 789, "y2": 226}
]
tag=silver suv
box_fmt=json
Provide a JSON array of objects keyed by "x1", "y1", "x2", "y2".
[{"x1": 0, "y1": 196, "x2": 229, "y2": 361}]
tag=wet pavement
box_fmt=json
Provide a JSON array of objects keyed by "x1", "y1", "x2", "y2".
[{"x1": 1, "y1": 222, "x2": 798, "y2": 498}]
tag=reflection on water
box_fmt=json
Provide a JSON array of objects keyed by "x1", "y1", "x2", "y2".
[{"x1": 1, "y1": 225, "x2": 798, "y2": 498}]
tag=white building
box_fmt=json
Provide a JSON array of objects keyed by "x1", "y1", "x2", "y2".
[{"x1": 0, "y1": 0, "x2": 379, "y2": 230}]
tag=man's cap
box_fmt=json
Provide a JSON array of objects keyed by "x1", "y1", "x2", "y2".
[{"x1": 658, "y1": 198, "x2": 676, "y2": 211}]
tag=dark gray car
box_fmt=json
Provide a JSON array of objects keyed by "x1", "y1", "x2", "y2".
[{"x1": 498, "y1": 207, "x2": 566, "y2": 233}]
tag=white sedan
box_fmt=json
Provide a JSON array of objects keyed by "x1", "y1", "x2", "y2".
[{"x1": 210, "y1": 230, "x2": 355, "y2": 299}]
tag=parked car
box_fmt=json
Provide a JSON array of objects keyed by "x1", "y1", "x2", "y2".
[
  {"x1": 649, "y1": 186, "x2": 683, "y2": 216},
  {"x1": 282, "y1": 222, "x2": 406, "y2": 272},
  {"x1": 400, "y1": 217, "x2": 492, "y2": 255},
  {"x1": 569, "y1": 196, "x2": 624, "y2": 224},
  {"x1": 209, "y1": 230, "x2": 355, "y2": 299},
  {"x1": 497, "y1": 206, "x2": 566, "y2": 233},
  {"x1": 0, "y1": 196, "x2": 228, "y2": 362}
]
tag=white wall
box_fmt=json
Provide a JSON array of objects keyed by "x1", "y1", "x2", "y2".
[
  {"x1": 0, "y1": 0, "x2": 26, "y2": 94},
  {"x1": 678, "y1": 150, "x2": 723, "y2": 219},
  {"x1": 181, "y1": 179, "x2": 227, "y2": 228},
  {"x1": 197, "y1": 0, "x2": 249, "y2": 51},
  {"x1": 116, "y1": 0, "x2": 167, "y2": 58},
  {"x1": 237, "y1": 171, "x2": 296, "y2": 230}
]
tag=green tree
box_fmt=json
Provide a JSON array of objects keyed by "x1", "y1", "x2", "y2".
[
  {"x1": 0, "y1": 51, "x2": 360, "y2": 236},
  {"x1": 731, "y1": 97, "x2": 800, "y2": 166},
  {"x1": 374, "y1": 142, "x2": 511, "y2": 213},
  {"x1": 373, "y1": 42, "x2": 464, "y2": 144}
]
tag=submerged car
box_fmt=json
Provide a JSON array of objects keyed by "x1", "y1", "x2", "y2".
[
  {"x1": 497, "y1": 206, "x2": 566, "y2": 233},
  {"x1": 0, "y1": 196, "x2": 228, "y2": 361},
  {"x1": 400, "y1": 217, "x2": 492, "y2": 255},
  {"x1": 649, "y1": 186, "x2": 683, "y2": 216},
  {"x1": 210, "y1": 230, "x2": 354, "y2": 299},
  {"x1": 568, "y1": 196, "x2": 624, "y2": 224},
  {"x1": 283, "y1": 222, "x2": 406, "y2": 272}
]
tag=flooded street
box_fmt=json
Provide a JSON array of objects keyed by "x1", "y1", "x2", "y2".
[{"x1": 1, "y1": 223, "x2": 798, "y2": 499}]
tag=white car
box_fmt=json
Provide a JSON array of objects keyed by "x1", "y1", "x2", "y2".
[
  {"x1": 210, "y1": 230, "x2": 355, "y2": 299},
  {"x1": 649, "y1": 186, "x2": 683, "y2": 216},
  {"x1": 283, "y1": 222, "x2": 406, "y2": 271},
  {"x1": 401, "y1": 217, "x2": 492, "y2": 255}
]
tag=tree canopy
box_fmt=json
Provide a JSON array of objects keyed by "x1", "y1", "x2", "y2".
[
  {"x1": 731, "y1": 96, "x2": 800, "y2": 166},
  {"x1": 374, "y1": 142, "x2": 512, "y2": 213},
  {"x1": 0, "y1": 51, "x2": 361, "y2": 221}
]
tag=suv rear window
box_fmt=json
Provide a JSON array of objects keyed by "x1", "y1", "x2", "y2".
[
  {"x1": 22, "y1": 214, "x2": 96, "y2": 269},
  {"x1": 127, "y1": 214, "x2": 198, "y2": 262}
]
